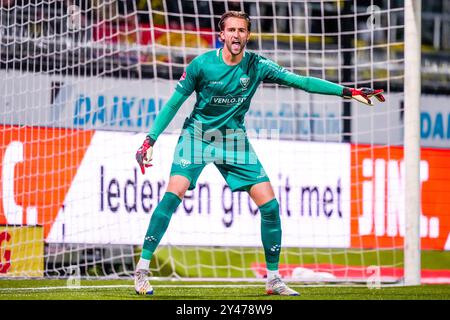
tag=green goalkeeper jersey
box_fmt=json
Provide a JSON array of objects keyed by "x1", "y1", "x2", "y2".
[{"x1": 148, "y1": 48, "x2": 344, "y2": 141}]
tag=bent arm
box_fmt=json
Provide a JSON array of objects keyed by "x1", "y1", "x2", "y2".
[
  {"x1": 147, "y1": 90, "x2": 189, "y2": 144},
  {"x1": 276, "y1": 71, "x2": 344, "y2": 96}
]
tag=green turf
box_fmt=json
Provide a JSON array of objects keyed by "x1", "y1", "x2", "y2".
[
  {"x1": 1, "y1": 248, "x2": 448, "y2": 300},
  {"x1": 0, "y1": 280, "x2": 449, "y2": 300}
]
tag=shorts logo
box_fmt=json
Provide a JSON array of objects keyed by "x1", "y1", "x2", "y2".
[
  {"x1": 240, "y1": 75, "x2": 250, "y2": 90},
  {"x1": 256, "y1": 169, "x2": 267, "y2": 179},
  {"x1": 180, "y1": 158, "x2": 191, "y2": 168}
]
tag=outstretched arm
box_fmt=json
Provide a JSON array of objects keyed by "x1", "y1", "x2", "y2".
[
  {"x1": 275, "y1": 71, "x2": 344, "y2": 96},
  {"x1": 259, "y1": 57, "x2": 385, "y2": 105},
  {"x1": 275, "y1": 71, "x2": 385, "y2": 105},
  {"x1": 136, "y1": 90, "x2": 188, "y2": 174}
]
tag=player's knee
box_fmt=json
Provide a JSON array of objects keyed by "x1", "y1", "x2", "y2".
[
  {"x1": 166, "y1": 184, "x2": 187, "y2": 199},
  {"x1": 166, "y1": 175, "x2": 190, "y2": 199},
  {"x1": 259, "y1": 198, "x2": 280, "y2": 223},
  {"x1": 167, "y1": 189, "x2": 186, "y2": 199}
]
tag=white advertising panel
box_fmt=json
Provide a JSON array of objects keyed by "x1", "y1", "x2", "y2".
[
  {"x1": 0, "y1": 70, "x2": 343, "y2": 141},
  {"x1": 352, "y1": 93, "x2": 450, "y2": 149},
  {"x1": 2, "y1": 70, "x2": 450, "y2": 148},
  {"x1": 418, "y1": 95, "x2": 450, "y2": 148},
  {"x1": 47, "y1": 132, "x2": 351, "y2": 248}
]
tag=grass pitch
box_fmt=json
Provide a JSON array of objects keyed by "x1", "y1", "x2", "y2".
[
  {"x1": 0, "y1": 279, "x2": 449, "y2": 300},
  {"x1": 1, "y1": 249, "x2": 448, "y2": 300}
]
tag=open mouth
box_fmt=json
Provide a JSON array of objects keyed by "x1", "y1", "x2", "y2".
[{"x1": 231, "y1": 40, "x2": 241, "y2": 50}]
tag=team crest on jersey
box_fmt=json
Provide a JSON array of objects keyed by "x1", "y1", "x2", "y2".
[
  {"x1": 179, "y1": 158, "x2": 191, "y2": 168},
  {"x1": 240, "y1": 75, "x2": 250, "y2": 90}
]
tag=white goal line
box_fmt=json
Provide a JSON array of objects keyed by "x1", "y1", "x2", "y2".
[{"x1": 0, "y1": 284, "x2": 266, "y2": 291}]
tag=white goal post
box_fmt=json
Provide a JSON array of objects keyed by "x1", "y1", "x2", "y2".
[{"x1": 403, "y1": 0, "x2": 421, "y2": 286}]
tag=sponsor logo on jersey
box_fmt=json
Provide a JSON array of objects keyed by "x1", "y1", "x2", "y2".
[
  {"x1": 179, "y1": 71, "x2": 186, "y2": 81},
  {"x1": 210, "y1": 95, "x2": 247, "y2": 106}
]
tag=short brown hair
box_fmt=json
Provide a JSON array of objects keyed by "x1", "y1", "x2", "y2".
[{"x1": 218, "y1": 11, "x2": 251, "y2": 31}]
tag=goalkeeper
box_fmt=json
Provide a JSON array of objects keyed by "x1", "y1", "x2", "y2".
[{"x1": 134, "y1": 11, "x2": 385, "y2": 296}]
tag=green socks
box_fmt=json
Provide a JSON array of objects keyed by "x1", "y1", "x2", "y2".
[
  {"x1": 141, "y1": 192, "x2": 182, "y2": 260},
  {"x1": 259, "y1": 198, "x2": 282, "y2": 271},
  {"x1": 141, "y1": 192, "x2": 281, "y2": 273}
]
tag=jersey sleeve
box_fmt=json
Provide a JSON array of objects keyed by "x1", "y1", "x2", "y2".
[
  {"x1": 147, "y1": 90, "x2": 189, "y2": 142},
  {"x1": 258, "y1": 56, "x2": 290, "y2": 83},
  {"x1": 258, "y1": 56, "x2": 344, "y2": 96},
  {"x1": 175, "y1": 57, "x2": 200, "y2": 96}
]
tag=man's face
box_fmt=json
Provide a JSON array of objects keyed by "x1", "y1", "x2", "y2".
[{"x1": 220, "y1": 17, "x2": 250, "y2": 55}]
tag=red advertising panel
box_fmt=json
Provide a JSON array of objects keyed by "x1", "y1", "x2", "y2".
[
  {"x1": 93, "y1": 22, "x2": 214, "y2": 47},
  {"x1": 0, "y1": 126, "x2": 93, "y2": 238},
  {"x1": 351, "y1": 144, "x2": 450, "y2": 250}
]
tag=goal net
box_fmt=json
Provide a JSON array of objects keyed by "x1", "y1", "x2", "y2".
[{"x1": 0, "y1": 0, "x2": 442, "y2": 285}]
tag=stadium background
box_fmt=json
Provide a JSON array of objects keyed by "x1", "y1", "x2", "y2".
[{"x1": 0, "y1": 0, "x2": 449, "y2": 286}]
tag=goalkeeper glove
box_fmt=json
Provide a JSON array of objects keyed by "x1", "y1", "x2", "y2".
[
  {"x1": 342, "y1": 87, "x2": 385, "y2": 106},
  {"x1": 136, "y1": 136, "x2": 154, "y2": 174}
]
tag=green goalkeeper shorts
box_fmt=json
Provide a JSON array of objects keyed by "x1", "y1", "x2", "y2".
[{"x1": 169, "y1": 130, "x2": 270, "y2": 192}]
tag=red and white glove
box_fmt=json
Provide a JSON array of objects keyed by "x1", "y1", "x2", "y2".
[
  {"x1": 343, "y1": 87, "x2": 385, "y2": 106},
  {"x1": 136, "y1": 136, "x2": 154, "y2": 174}
]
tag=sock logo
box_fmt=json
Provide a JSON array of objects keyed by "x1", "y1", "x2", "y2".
[
  {"x1": 145, "y1": 236, "x2": 157, "y2": 242},
  {"x1": 270, "y1": 245, "x2": 280, "y2": 252}
]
